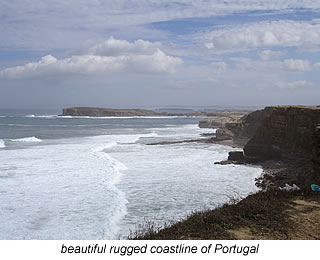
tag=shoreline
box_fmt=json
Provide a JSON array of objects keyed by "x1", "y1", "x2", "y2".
[
  {"x1": 131, "y1": 106, "x2": 320, "y2": 240},
  {"x1": 146, "y1": 136, "x2": 242, "y2": 148},
  {"x1": 147, "y1": 134, "x2": 313, "y2": 192}
]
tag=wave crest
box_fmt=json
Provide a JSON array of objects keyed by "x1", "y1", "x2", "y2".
[
  {"x1": 10, "y1": 136, "x2": 43, "y2": 142},
  {"x1": 0, "y1": 139, "x2": 5, "y2": 148}
]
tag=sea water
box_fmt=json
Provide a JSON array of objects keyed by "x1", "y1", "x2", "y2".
[{"x1": 0, "y1": 110, "x2": 262, "y2": 239}]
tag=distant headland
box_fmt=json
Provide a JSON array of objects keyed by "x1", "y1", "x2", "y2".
[{"x1": 62, "y1": 107, "x2": 252, "y2": 117}]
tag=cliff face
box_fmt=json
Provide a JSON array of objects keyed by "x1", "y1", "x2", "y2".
[
  {"x1": 223, "y1": 109, "x2": 265, "y2": 144},
  {"x1": 244, "y1": 106, "x2": 320, "y2": 160},
  {"x1": 200, "y1": 109, "x2": 265, "y2": 146},
  {"x1": 198, "y1": 110, "x2": 251, "y2": 128},
  {"x1": 62, "y1": 107, "x2": 167, "y2": 117},
  {"x1": 312, "y1": 125, "x2": 320, "y2": 183}
]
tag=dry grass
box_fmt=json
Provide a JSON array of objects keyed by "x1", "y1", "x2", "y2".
[{"x1": 130, "y1": 190, "x2": 320, "y2": 240}]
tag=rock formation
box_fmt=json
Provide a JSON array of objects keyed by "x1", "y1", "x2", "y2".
[
  {"x1": 62, "y1": 107, "x2": 236, "y2": 117},
  {"x1": 244, "y1": 106, "x2": 320, "y2": 161},
  {"x1": 199, "y1": 109, "x2": 264, "y2": 146},
  {"x1": 198, "y1": 110, "x2": 250, "y2": 128},
  {"x1": 212, "y1": 106, "x2": 320, "y2": 190},
  {"x1": 62, "y1": 107, "x2": 168, "y2": 117},
  {"x1": 311, "y1": 125, "x2": 320, "y2": 184}
]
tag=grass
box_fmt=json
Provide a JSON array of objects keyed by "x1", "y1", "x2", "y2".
[{"x1": 130, "y1": 189, "x2": 308, "y2": 240}]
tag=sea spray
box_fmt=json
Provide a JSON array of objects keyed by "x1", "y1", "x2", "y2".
[
  {"x1": 0, "y1": 116, "x2": 262, "y2": 239},
  {"x1": 10, "y1": 136, "x2": 42, "y2": 142},
  {"x1": 92, "y1": 142, "x2": 129, "y2": 239}
]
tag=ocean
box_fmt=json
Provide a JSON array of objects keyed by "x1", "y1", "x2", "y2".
[{"x1": 0, "y1": 109, "x2": 262, "y2": 239}]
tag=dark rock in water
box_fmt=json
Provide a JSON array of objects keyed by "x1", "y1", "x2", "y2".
[
  {"x1": 228, "y1": 151, "x2": 244, "y2": 161},
  {"x1": 214, "y1": 160, "x2": 233, "y2": 165},
  {"x1": 200, "y1": 133, "x2": 216, "y2": 137}
]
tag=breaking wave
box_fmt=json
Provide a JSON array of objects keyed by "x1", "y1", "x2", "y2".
[
  {"x1": 0, "y1": 139, "x2": 5, "y2": 148},
  {"x1": 10, "y1": 136, "x2": 43, "y2": 142}
]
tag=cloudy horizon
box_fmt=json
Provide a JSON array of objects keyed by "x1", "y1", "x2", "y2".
[{"x1": 1, "y1": 1, "x2": 320, "y2": 109}]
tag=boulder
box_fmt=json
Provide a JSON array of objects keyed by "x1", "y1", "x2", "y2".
[
  {"x1": 214, "y1": 160, "x2": 233, "y2": 165},
  {"x1": 228, "y1": 151, "x2": 244, "y2": 161}
]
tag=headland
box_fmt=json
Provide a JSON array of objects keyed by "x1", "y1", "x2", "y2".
[{"x1": 132, "y1": 105, "x2": 320, "y2": 240}]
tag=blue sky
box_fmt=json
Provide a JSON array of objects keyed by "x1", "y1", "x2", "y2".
[{"x1": 0, "y1": 1, "x2": 320, "y2": 108}]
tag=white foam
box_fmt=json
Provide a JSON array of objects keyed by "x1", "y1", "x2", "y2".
[
  {"x1": 114, "y1": 142, "x2": 262, "y2": 238},
  {"x1": 116, "y1": 132, "x2": 159, "y2": 144},
  {"x1": 0, "y1": 123, "x2": 262, "y2": 240},
  {"x1": 0, "y1": 135, "x2": 130, "y2": 239},
  {"x1": 10, "y1": 136, "x2": 43, "y2": 142},
  {"x1": 34, "y1": 115, "x2": 57, "y2": 118},
  {"x1": 0, "y1": 139, "x2": 5, "y2": 148},
  {"x1": 24, "y1": 115, "x2": 58, "y2": 119}
]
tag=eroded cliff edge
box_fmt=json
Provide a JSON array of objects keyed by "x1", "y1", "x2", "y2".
[
  {"x1": 207, "y1": 106, "x2": 320, "y2": 190},
  {"x1": 134, "y1": 106, "x2": 320, "y2": 240},
  {"x1": 244, "y1": 106, "x2": 320, "y2": 160},
  {"x1": 244, "y1": 106, "x2": 320, "y2": 190}
]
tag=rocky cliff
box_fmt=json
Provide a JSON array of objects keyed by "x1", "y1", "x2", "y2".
[
  {"x1": 62, "y1": 107, "x2": 168, "y2": 117},
  {"x1": 199, "y1": 109, "x2": 264, "y2": 146},
  {"x1": 213, "y1": 106, "x2": 320, "y2": 190},
  {"x1": 312, "y1": 125, "x2": 320, "y2": 183},
  {"x1": 244, "y1": 106, "x2": 320, "y2": 161},
  {"x1": 198, "y1": 110, "x2": 251, "y2": 128}
]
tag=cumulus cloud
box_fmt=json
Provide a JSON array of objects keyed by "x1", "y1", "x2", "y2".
[
  {"x1": 276, "y1": 81, "x2": 313, "y2": 89},
  {"x1": 259, "y1": 50, "x2": 285, "y2": 60},
  {"x1": 88, "y1": 37, "x2": 161, "y2": 56},
  {"x1": 205, "y1": 20, "x2": 320, "y2": 52},
  {"x1": 281, "y1": 59, "x2": 311, "y2": 71},
  {"x1": 0, "y1": 38, "x2": 182, "y2": 79}
]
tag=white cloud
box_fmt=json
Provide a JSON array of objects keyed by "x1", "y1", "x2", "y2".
[
  {"x1": 314, "y1": 62, "x2": 320, "y2": 68},
  {"x1": 0, "y1": 38, "x2": 182, "y2": 79},
  {"x1": 205, "y1": 20, "x2": 320, "y2": 52},
  {"x1": 89, "y1": 37, "x2": 161, "y2": 56},
  {"x1": 276, "y1": 81, "x2": 313, "y2": 89},
  {"x1": 281, "y1": 59, "x2": 311, "y2": 71},
  {"x1": 259, "y1": 50, "x2": 285, "y2": 60},
  {"x1": 2, "y1": 1, "x2": 320, "y2": 50}
]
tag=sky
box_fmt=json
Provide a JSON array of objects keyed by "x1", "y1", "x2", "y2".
[{"x1": 1, "y1": 0, "x2": 320, "y2": 109}]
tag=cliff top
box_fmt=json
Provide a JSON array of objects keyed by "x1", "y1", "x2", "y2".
[
  {"x1": 64, "y1": 107, "x2": 154, "y2": 111},
  {"x1": 266, "y1": 105, "x2": 320, "y2": 110}
]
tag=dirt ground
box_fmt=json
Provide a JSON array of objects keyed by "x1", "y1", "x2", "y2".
[{"x1": 229, "y1": 196, "x2": 320, "y2": 240}]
